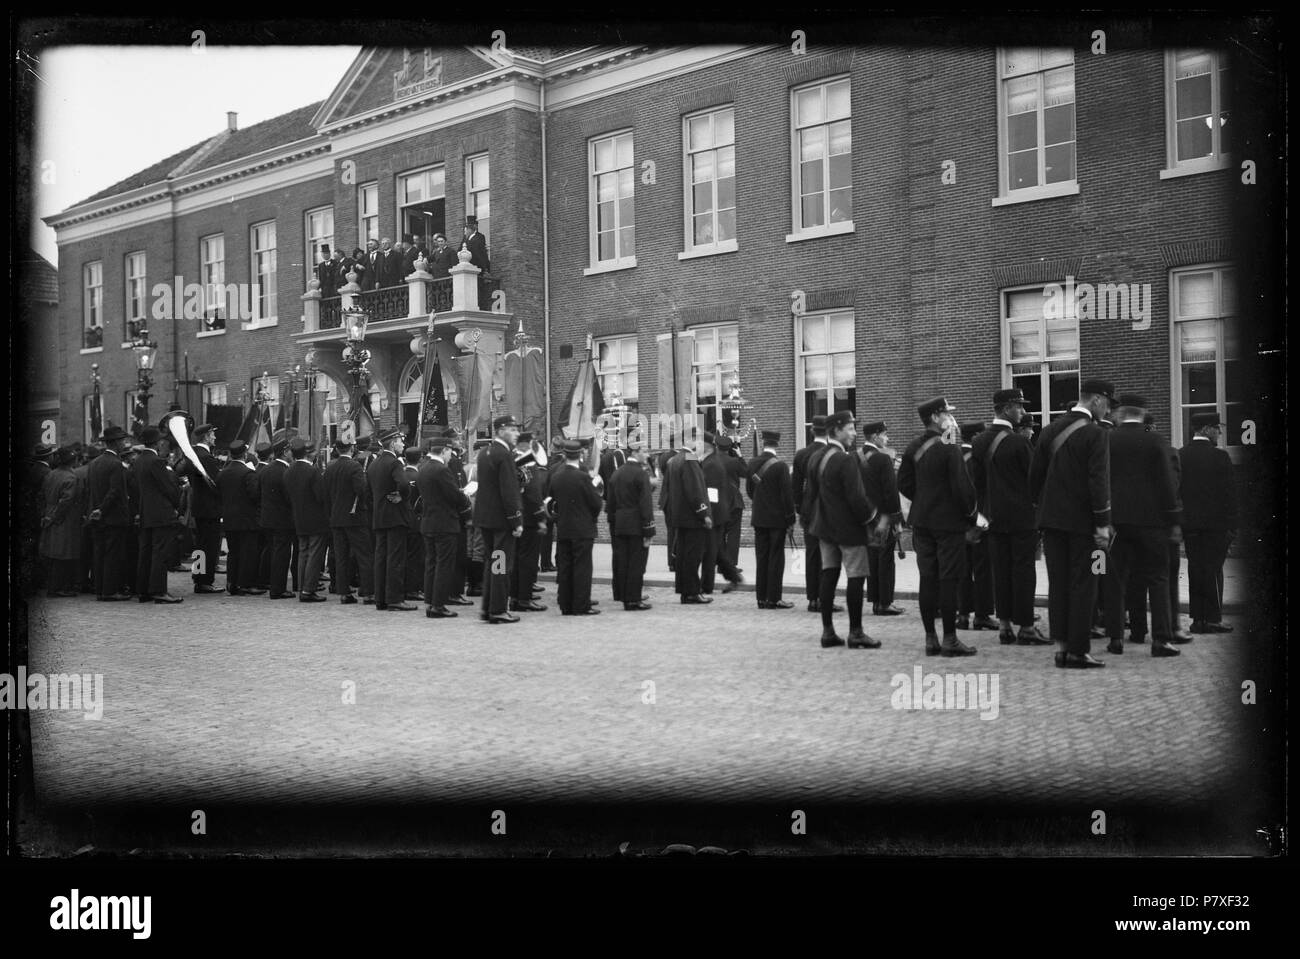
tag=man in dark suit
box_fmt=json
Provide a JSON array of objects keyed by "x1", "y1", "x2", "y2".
[
  {"x1": 970, "y1": 389, "x2": 1047, "y2": 646},
  {"x1": 215, "y1": 440, "x2": 264, "y2": 596},
  {"x1": 1126, "y1": 413, "x2": 1191, "y2": 644},
  {"x1": 657, "y1": 441, "x2": 682, "y2": 572},
  {"x1": 666, "y1": 431, "x2": 713, "y2": 604},
  {"x1": 1180, "y1": 411, "x2": 1237, "y2": 633},
  {"x1": 323, "y1": 436, "x2": 373, "y2": 604},
  {"x1": 510, "y1": 434, "x2": 549, "y2": 613},
  {"x1": 429, "y1": 233, "x2": 458, "y2": 276},
  {"x1": 402, "y1": 233, "x2": 423, "y2": 279},
  {"x1": 258, "y1": 435, "x2": 296, "y2": 600},
  {"x1": 607, "y1": 441, "x2": 656, "y2": 611},
  {"x1": 700, "y1": 433, "x2": 744, "y2": 595},
  {"x1": 550, "y1": 440, "x2": 605, "y2": 615},
  {"x1": 87, "y1": 425, "x2": 133, "y2": 600},
  {"x1": 285, "y1": 438, "x2": 329, "y2": 603},
  {"x1": 473, "y1": 415, "x2": 524, "y2": 623},
  {"x1": 898, "y1": 397, "x2": 979, "y2": 657},
  {"x1": 132, "y1": 426, "x2": 183, "y2": 603},
  {"x1": 955, "y1": 422, "x2": 997, "y2": 631},
  {"x1": 368, "y1": 426, "x2": 416, "y2": 611},
  {"x1": 792, "y1": 415, "x2": 835, "y2": 613},
  {"x1": 1029, "y1": 380, "x2": 1115, "y2": 668},
  {"x1": 252, "y1": 442, "x2": 274, "y2": 590},
  {"x1": 417, "y1": 438, "x2": 473, "y2": 618},
  {"x1": 359, "y1": 239, "x2": 380, "y2": 291},
  {"x1": 376, "y1": 237, "x2": 403, "y2": 289},
  {"x1": 316, "y1": 245, "x2": 339, "y2": 299},
  {"x1": 461, "y1": 216, "x2": 490, "y2": 272},
  {"x1": 858, "y1": 421, "x2": 904, "y2": 617},
  {"x1": 747, "y1": 429, "x2": 795, "y2": 610},
  {"x1": 175, "y1": 422, "x2": 223, "y2": 594},
  {"x1": 401, "y1": 447, "x2": 426, "y2": 600},
  {"x1": 718, "y1": 435, "x2": 749, "y2": 572},
  {"x1": 1102, "y1": 394, "x2": 1182, "y2": 657}
]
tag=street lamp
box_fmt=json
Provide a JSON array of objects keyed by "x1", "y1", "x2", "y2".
[
  {"x1": 340, "y1": 304, "x2": 372, "y2": 428},
  {"x1": 132, "y1": 325, "x2": 159, "y2": 433},
  {"x1": 718, "y1": 379, "x2": 756, "y2": 443}
]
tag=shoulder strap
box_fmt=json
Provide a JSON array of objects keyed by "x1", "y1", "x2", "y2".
[
  {"x1": 913, "y1": 435, "x2": 942, "y2": 466},
  {"x1": 753, "y1": 455, "x2": 780, "y2": 483},
  {"x1": 1050, "y1": 416, "x2": 1091, "y2": 457},
  {"x1": 985, "y1": 428, "x2": 1010, "y2": 468},
  {"x1": 816, "y1": 447, "x2": 840, "y2": 484}
]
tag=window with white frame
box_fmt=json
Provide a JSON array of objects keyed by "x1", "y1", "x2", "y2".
[
  {"x1": 202, "y1": 382, "x2": 228, "y2": 411},
  {"x1": 690, "y1": 324, "x2": 739, "y2": 436},
  {"x1": 83, "y1": 262, "x2": 103, "y2": 350},
  {"x1": 249, "y1": 221, "x2": 277, "y2": 324},
  {"x1": 594, "y1": 336, "x2": 639, "y2": 413},
  {"x1": 796, "y1": 311, "x2": 855, "y2": 444},
  {"x1": 1171, "y1": 265, "x2": 1243, "y2": 447},
  {"x1": 125, "y1": 252, "x2": 146, "y2": 342},
  {"x1": 200, "y1": 234, "x2": 226, "y2": 331},
  {"x1": 790, "y1": 78, "x2": 852, "y2": 237},
  {"x1": 305, "y1": 206, "x2": 334, "y2": 288},
  {"x1": 1164, "y1": 50, "x2": 1231, "y2": 175},
  {"x1": 998, "y1": 48, "x2": 1076, "y2": 200},
  {"x1": 397, "y1": 166, "x2": 445, "y2": 247},
  {"x1": 683, "y1": 106, "x2": 736, "y2": 253},
  {"x1": 1002, "y1": 285, "x2": 1081, "y2": 424},
  {"x1": 465, "y1": 154, "x2": 490, "y2": 242},
  {"x1": 588, "y1": 131, "x2": 635, "y2": 269},
  {"x1": 358, "y1": 183, "x2": 379, "y2": 247}
]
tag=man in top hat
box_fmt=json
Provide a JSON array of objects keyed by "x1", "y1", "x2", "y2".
[
  {"x1": 87, "y1": 425, "x2": 134, "y2": 600},
  {"x1": 175, "y1": 422, "x2": 223, "y2": 594},
  {"x1": 131, "y1": 426, "x2": 184, "y2": 603},
  {"x1": 956, "y1": 422, "x2": 998, "y2": 631},
  {"x1": 970, "y1": 389, "x2": 1048, "y2": 646},
  {"x1": 510, "y1": 433, "x2": 549, "y2": 613},
  {"x1": 473, "y1": 414, "x2": 524, "y2": 623},
  {"x1": 258, "y1": 432, "x2": 298, "y2": 600},
  {"x1": 216, "y1": 439, "x2": 265, "y2": 596},
  {"x1": 699, "y1": 432, "x2": 744, "y2": 595},
  {"x1": 316, "y1": 245, "x2": 339, "y2": 299},
  {"x1": 550, "y1": 439, "x2": 605, "y2": 615},
  {"x1": 417, "y1": 437, "x2": 473, "y2": 618},
  {"x1": 858, "y1": 420, "x2": 904, "y2": 616},
  {"x1": 368, "y1": 426, "x2": 417, "y2": 611},
  {"x1": 323, "y1": 436, "x2": 373, "y2": 604},
  {"x1": 792, "y1": 414, "x2": 837, "y2": 613},
  {"x1": 1180, "y1": 411, "x2": 1237, "y2": 634},
  {"x1": 285, "y1": 438, "x2": 330, "y2": 602},
  {"x1": 461, "y1": 215, "x2": 490, "y2": 273},
  {"x1": 1029, "y1": 379, "x2": 1115, "y2": 668},
  {"x1": 747, "y1": 429, "x2": 796, "y2": 610},
  {"x1": 607, "y1": 437, "x2": 656, "y2": 611},
  {"x1": 898, "y1": 397, "x2": 979, "y2": 657},
  {"x1": 665, "y1": 428, "x2": 713, "y2": 604}
]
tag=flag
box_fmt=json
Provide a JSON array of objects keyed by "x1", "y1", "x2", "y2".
[
  {"x1": 420, "y1": 346, "x2": 449, "y2": 433},
  {"x1": 236, "y1": 400, "x2": 273, "y2": 448},
  {"x1": 275, "y1": 378, "x2": 299, "y2": 431},
  {"x1": 90, "y1": 379, "x2": 103, "y2": 440},
  {"x1": 560, "y1": 354, "x2": 604, "y2": 442},
  {"x1": 457, "y1": 350, "x2": 495, "y2": 435},
  {"x1": 504, "y1": 343, "x2": 545, "y2": 435},
  {"x1": 297, "y1": 389, "x2": 329, "y2": 450}
]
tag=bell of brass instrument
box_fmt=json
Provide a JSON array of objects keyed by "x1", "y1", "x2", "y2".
[{"x1": 160, "y1": 409, "x2": 216, "y2": 489}]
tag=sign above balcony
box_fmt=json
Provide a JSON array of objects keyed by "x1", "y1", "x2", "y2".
[{"x1": 393, "y1": 48, "x2": 444, "y2": 101}]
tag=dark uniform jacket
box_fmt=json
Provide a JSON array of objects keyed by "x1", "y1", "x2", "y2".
[
  {"x1": 808, "y1": 442, "x2": 877, "y2": 545},
  {"x1": 521, "y1": 466, "x2": 548, "y2": 529},
  {"x1": 898, "y1": 428, "x2": 978, "y2": 532},
  {"x1": 666, "y1": 453, "x2": 710, "y2": 529},
  {"x1": 657, "y1": 450, "x2": 681, "y2": 524},
  {"x1": 177, "y1": 444, "x2": 222, "y2": 519},
  {"x1": 746, "y1": 451, "x2": 796, "y2": 529},
  {"x1": 473, "y1": 440, "x2": 523, "y2": 530},
  {"x1": 133, "y1": 450, "x2": 182, "y2": 529},
  {"x1": 599, "y1": 448, "x2": 627, "y2": 501},
  {"x1": 1108, "y1": 422, "x2": 1180, "y2": 527},
  {"x1": 791, "y1": 439, "x2": 826, "y2": 525},
  {"x1": 550, "y1": 463, "x2": 604, "y2": 539},
  {"x1": 257, "y1": 458, "x2": 295, "y2": 531},
  {"x1": 285, "y1": 460, "x2": 330, "y2": 536},
  {"x1": 87, "y1": 449, "x2": 131, "y2": 526},
  {"x1": 216, "y1": 460, "x2": 261, "y2": 531},
  {"x1": 722, "y1": 452, "x2": 748, "y2": 518},
  {"x1": 416, "y1": 458, "x2": 472, "y2": 535},
  {"x1": 858, "y1": 443, "x2": 903, "y2": 525},
  {"x1": 367, "y1": 450, "x2": 410, "y2": 530},
  {"x1": 607, "y1": 459, "x2": 656, "y2": 538},
  {"x1": 969, "y1": 423, "x2": 1034, "y2": 532},
  {"x1": 323, "y1": 454, "x2": 369, "y2": 527},
  {"x1": 1029, "y1": 409, "x2": 1111, "y2": 533},
  {"x1": 700, "y1": 453, "x2": 733, "y2": 527},
  {"x1": 1179, "y1": 438, "x2": 1237, "y2": 531}
]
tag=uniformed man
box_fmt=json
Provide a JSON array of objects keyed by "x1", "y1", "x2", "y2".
[
  {"x1": 718, "y1": 434, "x2": 749, "y2": 573},
  {"x1": 540, "y1": 433, "x2": 564, "y2": 573},
  {"x1": 657, "y1": 437, "x2": 682, "y2": 573},
  {"x1": 402, "y1": 447, "x2": 425, "y2": 601},
  {"x1": 473, "y1": 415, "x2": 524, "y2": 623},
  {"x1": 132, "y1": 426, "x2": 184, "y2": 604},
  {"x1": 665, "y1": 430, "x2": 713, "y2": 604},
  {"x1": 1180, "y1": 411, "x2": 1237, "y2": 633},
  {"x1": 747, "y1": 429, "x2": 796, "y2": 610},
  {"x1": 792, "y1": 415, "x2": 832, "y2": 612},
  {"x1": 858, "y1": 421, "x2": 904, "y2": 616},
  {"x1": 87, "y1": 425, "x2": 133, "y2": 601},
  {"x1": 1126, "y1": 413, "x2": 1191, "y2": 644},
  {"x1": 175, "y1": 423, "x2": 223, "y2": 594},
  {"x1": 258, "y1": 434, "x2": 297, "y2": 600},
  {"x1": 323, "y1": 436, "x2": 374, "y2": 604},
  {"x1": 1091, "y1": 409, "x2": 1118, "y2": 640},
  {"x1": 252, "y1": 441, "x2": 274, "y2": 590},
  {"x1": 548, "y1": 439, "x2": 604, "y2": 615},
  {"x1": 607, "y1": 439, "x2": 656, "y2": 611},
  {"x1": 808, "y1": 410, "x2": 883, "y2": 648},
  {"x1": 970, "y1": 389, "x2": 1048, "y2": 646},
  {"x1": 286, "y1": 438, "x2": 330, "y2": 602},
  {"x1": 417, "y1": 438, "x2": 473, "y2": 618},
  {"x1": 366, "y1": 428, "x2": 416, "y2": 611},
  {"x1": 955, "y1": 422, "x2": 997, "y2": 631},
  {"x1": 897, "y1": 397, "x2": 979, "y2": 657},
  {"x1": 1029, "y1": 380, "x2": 1114, "y2": 668},
  {"x1": 510, "y1": 433, "x2": 548, "y2": 613},
  {"x1": 700, "y1": 432, "x2": 744, "y2": 595},
  {"x1": 216, "y1": 439, "x2": 265, "y2": 596}
]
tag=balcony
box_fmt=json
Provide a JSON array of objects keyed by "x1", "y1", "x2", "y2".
[{"x1": 318, "y1": 276, "x2": 500, "y2": 330}]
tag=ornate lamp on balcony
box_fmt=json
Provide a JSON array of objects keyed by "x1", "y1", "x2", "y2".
[
  {"x1": 718, "y1": 379, "x2": 756, "y2": 443},
  {"x1": 131, "y1": 325, "x2": 159, "y2": 431}
]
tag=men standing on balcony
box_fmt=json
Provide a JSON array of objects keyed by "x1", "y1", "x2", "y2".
[
  {"x1": 317, "y1": 245, "x2": 340, "y2": 299},
  {"x1": 473, "y1": 415, "x2": 524, "y2": 624},
  {"x1": 359, "y1": 238, "x2": 380, "y2": 291},
  {"x1": 430, "y1": 233, "x2": 458, "y2": 275},
  {"x1": 376, "y1": 237, "x2": 402, "y2": 289},
  {"x1": 747, "y1": 429, "x2": 796, "y2": 610},
  {"x1": 1180, "y1": 411, "x2": 1237, "y2": 634},
  {"x1": 461, "y1": 215, "x2": 490, "y2": 273},
  {"x1": 402, "y1": 234, "x2": 422, "y2": 279},
  {"x1": 368, "y1": 426, "x2": 416, "y2": 612},
  {"x1": 858, "y1": 421, "x2": 904, "y2": 617}
]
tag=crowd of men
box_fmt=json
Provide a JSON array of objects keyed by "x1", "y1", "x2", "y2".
[
  {"x1": 25, "y1": 380, "x2": 1239, "y2": 668},
  {"x1": 314, "y1": 215, "x2": 490, "y2": 299}
]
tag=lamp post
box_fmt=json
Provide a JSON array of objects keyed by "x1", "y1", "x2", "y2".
[
  {"x1": 718, "y1": 379, "x2": 757, "y2": 451},
  {"x1": 304, "y1": 345, "x2": 320, "y2": 445},
  {"x1": 340, "y1": 304, "x2": 372, "y2": 430},
  {"x1": 132, "y1": 324, "x2": 159, "y2": 434}
]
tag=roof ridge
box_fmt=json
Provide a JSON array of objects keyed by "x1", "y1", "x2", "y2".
[{"x1": 168, "y1": 128, "x2": 232, "y2": 178}]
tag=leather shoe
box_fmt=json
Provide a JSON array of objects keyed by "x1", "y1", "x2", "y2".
[
  {"x1": 137, "y1": 595, "x2": 154, "y2": 603},
  {"x1": 1054, "y1": 652, "x2": 1068, "y2": 668},
  {"x1": 509, "y1": 601, "x2": 547, "y2": 612},
  {"x1": 940, "y1": 633, "x2": 977, "y2": 657},
  {"x1": 769, "y1": 600, "x2": 794, "y2": 609},
  {"x1": 445, "y1": 596, "x2": 474, "y2": 606},
  {"x1": 299, "y1": 594, "x2": 326, "y2": 603},
  {"x1": 955, "y1": 614, "x2": 971, "y2": 630},
  {"x1": 757, "y1": 601, "x2": 772, "y2": 609},
  {"x1": 1189, "y1": 620, "x2": 1211, "y2": 633},
  {"x1": 340, "y1": 595, "x2": 358, "y2": 605},
  {"x1": 624, "y1": 601, "x2": 652, "y2": 611},
  {"x1": 268, "y1": 592, "x2": 293, "y2": 600},
  {"x1": 154, "y1": 594, "x2": 184, "y2": 604},
  {"x1": 241, "y1": 587, "x2": 268, "y2": 596},
  {"x1": 873, "y1": 605, "x2": 904, "y2": 616},
  {"x1": 361, "y1": 596, "x2": 376, "y2": 605},
  {"x1": 1169, "y1": 631, "x2": 1192, "y2": 645},
  {"x1": 426, "y1": 607, "x2": 457, "y2": 618},
  {"x1": 1206, "y1": 622, "x2": 1234, "y2": 633},
  {"x1": 999, "y1": 628, "x2": 1017, "y2": 645},
  {"x1": 681, "y1": 595, "x2": 712, "y2": 604},
  {"x1": 807, "y1": 600, "x2": 821, "y2": 612},
  {"x1": 1106, "y1": 640, "x2": 1124, "y2": 655},
  {"x1": 820, "y1": 630, "x2": 845, "y2": 648},
  {"x1": 925, "y1": 634, "x2": 942, "y2": 657},
  {"x1": 567, "y1": 608, "x2": 601, "y2": 616},
  {"x1": 532, "y1": 585, "x2": 546, "y2": 593},
  {"x1": 488, "y1": 612, "x2": 521, "y2": 623},
  {"x1": 972, "y1": 615, "x2": 1000, "y2": 630},
  {"x1": 1016, "y1": 626, "x2": 1052, "y2": 646},
  {"x1": 194, "y1": 584, "x2": 221, "y2": 594},
  {"x1": 386, "y1": 603, "x2": 417, "y2": 612},
  {"x1": 847, "y1": 629, "x2": 881, "y2": 649},
  {"x1": 1151, "y1": 641, "x2": 1181, "y2": 657},
  {"x1": 96, "y1": 594, "x2": 131, "y2": 602},
  {"x1": 1065, "y1": 652, "x2": 1106, "y2": 668}
]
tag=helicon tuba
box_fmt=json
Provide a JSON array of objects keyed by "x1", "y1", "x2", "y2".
[{"x1": 160, "y1": 409, "x2": 217, "y2": 489}]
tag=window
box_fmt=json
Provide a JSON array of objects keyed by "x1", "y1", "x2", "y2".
[
  {"x1": 465, "y1": 154, "x2": 490, "y2": 242},
  {"x1": 305, "y1": 207, "x2": 334, "y2": 289},
  {"x1": 1162, "y1": 50, "x2": 1231, "y2": 178},
  {"x1": 202, "y1": 382, "x2": 228, "y2": 410},
  {"x1": 397, "y1": 166, "x2": 445, "y2": 247},
  {"x1": 1171, "y1": 266, "x2": 1244, "y2": 449},
  {"x1": 249, "y1": 221, "x2": 277, "y2": 325},
  {"x1": 252, "y1": 374, "x2": 281, "y2": 429},
  {"x1": 690, "y1": 324, "x2": 739, "y2": 436},
  {"x1": 358, "y1": 183, "x2": 378, "y2": 247},
  {"x1": 586, "y1": 131, "x2": 635, "y2": 271},
  {"x1": 200, "y1": 234, "x2": 226, "y2": 332},
  {"x1": 789, "y1": 78, "x2": 852, "y2": 240},
  {"x1": 1002, "y1": 285, "x2": 1081, "y2": 423},
  {"x1": 996, "y1": 48, "x2": 1077, "y2": 204},
  {"x1": 682, "y1": 107, "x2": 736, "y2": 255},
  {"x1": 594, "y1": 336, "x2": 639, "y2": 412},
  {"x1": 125, "y1": 252, "x2": 146, "y2": 342},
  {"x1": 796, "y1": 311, "x2": 855, "y2": 444},
  {"x1": 83, "y1": 394, "x2": 104, "y2": 444},
  {"x1": 82, "y1": 262, "x2": 103, "y2": 351},
  {"x1": 125, "y1": 389, "x2": 144, "y2": 435}
]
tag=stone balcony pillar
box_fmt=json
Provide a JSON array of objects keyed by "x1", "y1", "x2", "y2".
[{"x1": 300, "y1": 279, "x2": 321, "y2": 332}]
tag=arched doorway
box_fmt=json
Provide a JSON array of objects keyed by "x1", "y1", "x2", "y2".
[{"x1": 398, "y1": 350, "x2": 462, "y2": 442}]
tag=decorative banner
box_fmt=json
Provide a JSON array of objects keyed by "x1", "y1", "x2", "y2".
[
  {"x1": 421, "y1": 346, "x2": 449, "y2": 431},
  {"x1": 560, "y1": 354, "x2": 604, "y2": 442},
  {"x1": 90, "y1": 380, "x2": 103, "y2": 441},
  {"x1": 236, "y1": 400, "x2": 273, "y2": 449},
  {"x1": 297, "y1": 389, "x2": 329, "y2": 450},
  {"x1": 457, "y1": 350, "x2": 495, "y2": 435},
  {"x1": 503, "y1": 343, "x2": 545, "y2": 435}
]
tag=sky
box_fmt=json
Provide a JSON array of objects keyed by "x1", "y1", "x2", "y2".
[{"x1": 29, "y1": 45, "x2": 363, "y2": 264}]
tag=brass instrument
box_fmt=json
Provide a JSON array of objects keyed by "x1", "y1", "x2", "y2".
[{"x1": 160, "y1": 409, "x2": 216, "y2": 490}]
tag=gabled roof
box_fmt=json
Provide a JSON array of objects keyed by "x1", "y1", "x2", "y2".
[{"x1": 23, "y1": 250, "x2": 59, "y2": 303}]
